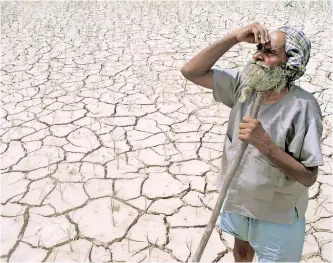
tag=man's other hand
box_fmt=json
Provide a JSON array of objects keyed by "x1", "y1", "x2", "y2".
[{"x1": 238, "y1": 117, "x2": 273, "y2": 153}]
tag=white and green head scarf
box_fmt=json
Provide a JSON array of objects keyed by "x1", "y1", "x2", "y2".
[{"x1": 277, "y1": 26, "x2": 311, "y2": 82}]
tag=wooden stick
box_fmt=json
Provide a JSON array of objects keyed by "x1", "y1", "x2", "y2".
[{"x1": 192, "y1": 91, "x2": 264, "y2": 262}]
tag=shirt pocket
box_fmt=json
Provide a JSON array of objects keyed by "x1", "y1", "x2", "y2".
[{"x1": 238, "y1": 151, "x2": 281, "y2": 202}]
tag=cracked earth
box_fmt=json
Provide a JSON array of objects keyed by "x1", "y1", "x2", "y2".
[{"x1": 1, "y1": 1, "x2": 332, "y2": 262}]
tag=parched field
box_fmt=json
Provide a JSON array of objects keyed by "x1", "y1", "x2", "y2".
[{"x1": 1, "y1": 1, "x2": 332, "y2": 262}]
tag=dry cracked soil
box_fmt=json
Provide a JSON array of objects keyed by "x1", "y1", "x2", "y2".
[{"x1": 1, "y1": 1, "x2": 332, "y2": 262}]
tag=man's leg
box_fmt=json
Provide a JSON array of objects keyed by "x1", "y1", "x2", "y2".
[
  {"x1": 217, "y1": 210, "x2": 254, "y2": 261},
  {"x1": 233, "y1": 237, "x2": 255, "y2": 262}
]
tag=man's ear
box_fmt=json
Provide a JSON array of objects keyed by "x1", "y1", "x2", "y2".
[{"x1": 281, "y1": 62, "x2": 288, "y2": 70}]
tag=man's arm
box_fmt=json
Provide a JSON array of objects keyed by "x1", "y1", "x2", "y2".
[
  {"x1": 180, "y1": 34, "x2": 238, "y2": 89},
  {"x1": 239, "y1": 117, "x2": 318, "y2": 187},
  {"x1": 180, "y1": 23, "x2": 270, "y2": 89},
  {"x1": 264, "y1": 142, "x2": 318, "y2": 187}
]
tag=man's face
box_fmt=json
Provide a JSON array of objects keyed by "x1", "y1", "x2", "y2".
[
  {"x1": 252, "y1": 30, "x2": 288, "y2": 68},
  {"x1": 239, "y1": 30, "x2": 290, "y2": 94}
]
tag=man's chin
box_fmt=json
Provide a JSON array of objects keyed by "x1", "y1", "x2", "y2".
[{"x1": 241, "y1": 67, "x2": 288, "y2": 93}]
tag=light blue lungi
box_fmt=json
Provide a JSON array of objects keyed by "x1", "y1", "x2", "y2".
[{"x1": 218, "y1": 209, "x2": 305, "y2": 262}]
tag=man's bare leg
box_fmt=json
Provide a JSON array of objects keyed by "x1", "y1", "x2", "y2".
[{"x1": 233, "y1": 238, "x2": 255, "y2": 262}]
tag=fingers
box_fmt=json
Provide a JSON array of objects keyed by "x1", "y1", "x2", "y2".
[
  {"x1": 238, "y1": 133, "x2": 250, "y2": 141},
  {"x1": 242, "y1": 117, "x2": 257, "y2": 123},
  {"x1": 239, "y1": 122, "x2": 253, "y2": 129},
  {"x1": 263, "y1": 26, "x2": 270, "y2": 43},
  {"x1": 257, "y1": 24, "x2": 270, "y2": 44},
  {"x1": 252, "y1": 27, "x2": 260, "y2": 44},
  {"x1": 253, "y1": 23, "x2": 270, "y2": 44},
  {"x1": 240, "y1": 118, "x2": 260, "y2": 131},
  {"x1": 239, "y1": 128, "x2": 252, "y2": 134},
  {"x1": 258, "y1": 27, "x2": 267, "y2": 44}
]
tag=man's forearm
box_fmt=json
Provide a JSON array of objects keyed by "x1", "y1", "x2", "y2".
[
  {"x1": 181, "y1": 33, "x2": 239, "y2": 79},
  {"x1": 239, "y1": 118, "x2": 318, "y2": 187},
  {"x1": 262, "y1": 142, "x2": 317, "y2": 187}
]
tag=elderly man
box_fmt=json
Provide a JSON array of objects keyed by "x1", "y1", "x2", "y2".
[{"x1": 181, "y1": 23, "x2": 324, "y2": 262}]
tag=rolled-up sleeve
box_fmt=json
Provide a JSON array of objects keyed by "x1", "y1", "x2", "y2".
[{"x1": 212, "y1": 68, "x2": 242, "y2": 108}]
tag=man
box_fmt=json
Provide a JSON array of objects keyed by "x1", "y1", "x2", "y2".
[{"x1": 181, "y1": 23, "x2": 324, "y2": 262}]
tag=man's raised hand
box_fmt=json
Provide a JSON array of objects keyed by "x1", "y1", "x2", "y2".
[{"x1": 231, "y1": 23, "x2": 270, "y2": 45}]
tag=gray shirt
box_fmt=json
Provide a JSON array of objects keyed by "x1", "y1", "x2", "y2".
[{"x1": 213, "y1": 68, "x2": 324, "y2": 224}]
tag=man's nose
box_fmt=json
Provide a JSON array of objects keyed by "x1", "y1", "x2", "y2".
[{"x1": 253, "y1": 51, "x2": 264, "y2": 61}]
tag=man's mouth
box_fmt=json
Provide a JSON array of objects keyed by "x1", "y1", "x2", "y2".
[{"x1": 252, "y1": 61, "x2": 270, "y2": 70}]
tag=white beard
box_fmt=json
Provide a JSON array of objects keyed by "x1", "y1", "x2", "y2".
[{"x1": 238, "y1": 60, "x2": 288, "y2": 102}]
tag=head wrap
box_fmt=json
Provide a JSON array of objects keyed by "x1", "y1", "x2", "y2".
[{"x1": 277, "y1": 26, "x2": 311, "y2": 82}]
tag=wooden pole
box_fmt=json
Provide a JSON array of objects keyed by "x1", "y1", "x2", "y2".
[{"x1": 192, "y1": 91, "x2": 264, "y2": 262}]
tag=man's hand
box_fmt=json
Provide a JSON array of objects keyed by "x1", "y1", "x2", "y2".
[
  {"x1": 238, "y1": 117, "x2": 273, "y2": 154},
  {"x1": 230, "y1": 23, "x2": 270, "y2": 45}
]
